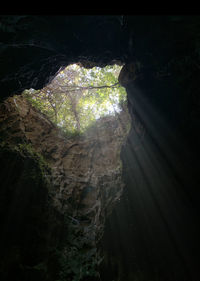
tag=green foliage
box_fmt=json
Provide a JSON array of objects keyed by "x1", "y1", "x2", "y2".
[
  {"x1": 0, "y1": 142, "x2": 49, "y2": 175},
  {"x1": 15, "y1": 143, "x2": 47, "y2": 164},
  {"x1": 23, "y1": 64, "x2": 127, "y2": 135},
  {"x1": 13, "y1": 143, "x2": 50, "y2": 181}
]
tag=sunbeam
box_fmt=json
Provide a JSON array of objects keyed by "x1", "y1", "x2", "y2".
[{"x1": 100, "y1": 81, "x2": 200, "y2": 281}]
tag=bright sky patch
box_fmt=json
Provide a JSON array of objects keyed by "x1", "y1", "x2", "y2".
[{"x1": 23, "y1": 63, "x2": 127, "y2": 135}]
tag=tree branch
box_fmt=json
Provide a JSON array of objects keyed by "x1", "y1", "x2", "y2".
[{"x1": 53, "y1": 82, "x2": 120, "y2": 92}]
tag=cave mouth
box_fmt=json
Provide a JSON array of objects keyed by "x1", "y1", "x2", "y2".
[
  {"x1": 0, "y1": 60, "x2": 132, "y2": 281},
  {"x1": 21, "y1": 62, "x2": 127, "y2": 136}
]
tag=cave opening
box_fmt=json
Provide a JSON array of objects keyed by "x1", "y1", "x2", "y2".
[
  {"x1": 1, "y1": 15, "x2": 200, "y2": 281},
  {"x1": 1, "y1": 59, "x2": 200, "y2": 281},
  {"x1": 0, "y1": 60, "x2": 131, "y2": 281},
  {"x1": 20, "y1": 62, "x2": 128, "y2": 137}
]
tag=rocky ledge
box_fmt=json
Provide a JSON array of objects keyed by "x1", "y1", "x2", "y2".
[{"x1": 0, "y1": 94, "x2": 130, "y2": 281}]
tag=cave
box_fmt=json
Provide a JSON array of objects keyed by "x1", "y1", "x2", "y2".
[{"x1": 0, "y1": 15, "x2": 200, "y2": 281}]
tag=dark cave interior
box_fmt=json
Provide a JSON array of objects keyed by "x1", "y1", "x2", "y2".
[{"x1": 1, "y1": 15, "x2": 200, "y2": 281}]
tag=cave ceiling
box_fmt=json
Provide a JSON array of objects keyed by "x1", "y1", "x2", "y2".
[{"x1": 0, "y1": 15, "x2": 200, "y2": 100}]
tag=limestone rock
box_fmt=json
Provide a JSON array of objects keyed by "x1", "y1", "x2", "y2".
[{"x1": 0, "y1": 95, "x2": 130, "y2": 280}]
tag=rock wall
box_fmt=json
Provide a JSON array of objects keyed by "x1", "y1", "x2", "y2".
[
  {"x1": 1, "y1": 15, "x2": 200, "y2": 281},
  {"x1": 0, "y1": 94, "x2": 130, "y2": 280}
]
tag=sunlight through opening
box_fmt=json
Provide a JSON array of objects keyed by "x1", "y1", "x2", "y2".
[{"x1": 22, "y1": 63, "x2": 127, "y2": 135}]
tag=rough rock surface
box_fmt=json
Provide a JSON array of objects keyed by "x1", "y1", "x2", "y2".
[
  {"x1": 0, "y1": 94, "x2": 130, "y2": 280},
  {"x1": 1, "y1": 15, "x2": 200, "y2": 281}
]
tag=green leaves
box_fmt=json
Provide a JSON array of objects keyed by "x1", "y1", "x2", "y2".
[{"x1": 23, "y1": 64, "x2": 127, "y2": 136}]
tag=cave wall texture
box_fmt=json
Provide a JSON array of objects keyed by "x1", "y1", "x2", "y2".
[
  {"x1": 1, "y1": 15, "x2": 200, "y2": 281},
  {"x1": 0, "y1": 94, "x2": 129, "y2": 281}
]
